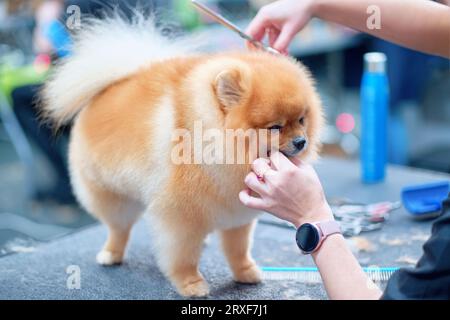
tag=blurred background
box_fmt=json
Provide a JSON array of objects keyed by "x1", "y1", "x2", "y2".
[{"x1": 0, "y1": 0, "x2": 449, "y2": 256}]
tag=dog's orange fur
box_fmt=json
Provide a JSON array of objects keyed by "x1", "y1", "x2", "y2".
[{"x1": 49, "y1": 50, "x2": 322, "y2": 297}]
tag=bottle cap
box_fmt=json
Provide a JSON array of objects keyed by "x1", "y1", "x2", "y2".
[{"x1": 364, "y1": 52, "x2": 387, "y2": 73}]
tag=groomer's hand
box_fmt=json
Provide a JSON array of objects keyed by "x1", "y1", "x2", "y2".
[
  {"x1": 241, "y1": 152, "x2": 382, "y2": 300},
  {"x1": 246, "y1": 0, "x2": 314, "y2": 54},
  {"x1": 239, "y1": 151, "x2": 333, "y2": 228}
]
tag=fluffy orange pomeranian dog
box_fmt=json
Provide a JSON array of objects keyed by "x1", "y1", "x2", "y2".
[{"x1": 41, "y1": 15, "x2": 323, "y2": 297}]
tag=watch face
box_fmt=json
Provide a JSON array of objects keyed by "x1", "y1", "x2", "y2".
[{"x1": 296, "y1": 223, "x2": 320, "y2": 253}]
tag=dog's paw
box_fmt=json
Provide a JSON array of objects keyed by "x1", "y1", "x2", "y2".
[
  {"x1": 96, "y1": 250, "x2": 123, "y2": 266},
  {"x1": 233, "y1": 264, "x2": 262, "y2": 284},
  {"x1": 178, "y1": 279, "x2": 210, "y2": 297}
]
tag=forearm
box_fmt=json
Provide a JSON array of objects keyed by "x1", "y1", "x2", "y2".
[
  {"x1": 312, "y1": 0, "x2": 450, "y2": 58},
  {"x1": 312, "y1": 233, "x2": 382, "y2": 300},
  {"x1": 297, "y1": 205, "x2": 382, "y2": 299}
]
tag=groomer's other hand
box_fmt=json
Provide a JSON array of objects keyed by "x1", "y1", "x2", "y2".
[
  {"x1": 239, "y1": 151, "x2": 333, "y2": 228},
  {"x1": 246, "y1": 0, "x2": 314, "y2": 54}
]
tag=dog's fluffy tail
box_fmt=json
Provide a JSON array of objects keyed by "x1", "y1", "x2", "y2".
[{"x1": 41, "y1": 14, "x2": 194, "y2": 127}]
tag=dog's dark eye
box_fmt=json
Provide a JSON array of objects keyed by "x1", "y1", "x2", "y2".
[
  {"x1": 268, "y1": 125, "x2": 283, "y2": 131},
  {"x1": 299, "y1": 117, "x2": 305, "y2": 125}
]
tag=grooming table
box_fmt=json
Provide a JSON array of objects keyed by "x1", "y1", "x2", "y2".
[{"x1": 0, "y1": 157, "x2": 449, "y2": 299}]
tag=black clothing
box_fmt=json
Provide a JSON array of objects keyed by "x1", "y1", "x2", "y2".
[{"x1": 382, "y1": 194, "x2": 450, "y2": 299}]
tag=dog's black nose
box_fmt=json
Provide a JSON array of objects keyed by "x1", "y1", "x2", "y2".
[{"x1": 293, "y1": 137, "x2": 307, "y2": 151}]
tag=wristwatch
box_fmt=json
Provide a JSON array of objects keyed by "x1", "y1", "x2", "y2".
[{"x1": 295, "y1": 220, "x2": 341, "y2": 254}]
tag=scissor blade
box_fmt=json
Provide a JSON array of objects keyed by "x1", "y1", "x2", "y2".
[
  {"x1": 191, "y1": 0, "x2": 280, "y2": 54},
  {"x1": 192, "y1": 0, "x2": 242, "y2": 34}
]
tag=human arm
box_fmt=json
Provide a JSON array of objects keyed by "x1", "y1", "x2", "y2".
[
  {"x1": 239, "y1": 152, "x2": 382, "y2": 299},
  {"x1": 246, "y1": 0, "x2": 450, "y2": 58}
]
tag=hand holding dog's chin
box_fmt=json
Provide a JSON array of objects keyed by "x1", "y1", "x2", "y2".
[{"x1": 240, "y1": 153, "x2": 334, "y2": 228}]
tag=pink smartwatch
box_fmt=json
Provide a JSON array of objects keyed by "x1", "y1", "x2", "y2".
[{"x1": 295, "y1": 220, "x2": 341, "y2": 254}]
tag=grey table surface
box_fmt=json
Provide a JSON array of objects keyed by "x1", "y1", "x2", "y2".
[{"x1": 0, "y1": 157, "x2": 449, "y2": 300}]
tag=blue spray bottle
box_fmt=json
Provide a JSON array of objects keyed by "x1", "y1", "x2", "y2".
[
  {"x1": 44, "y1": 20, "x2": 73, "y2": 58},
  {"x1": 360, "y1": 52, "x2": 389, "y2": 183}
]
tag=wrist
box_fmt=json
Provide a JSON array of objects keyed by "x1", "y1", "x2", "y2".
[
  {"x1": 292, "y1": 202, "x2": 333, "y2": 228},
  {"x1": 309, "y1": 0, "x2": 325, "y2": 18},
  {"x1": 311, "y1": 232, "x2": 345, "y2": 260}
]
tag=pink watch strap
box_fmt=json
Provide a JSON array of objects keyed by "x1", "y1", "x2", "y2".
[{"x1": 316, "y1": 220, "x2": 341, "y2": 238}]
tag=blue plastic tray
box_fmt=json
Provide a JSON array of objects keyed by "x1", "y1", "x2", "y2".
[{"x1": 401, "y1": 181, "x2": 449, "y2": 216}]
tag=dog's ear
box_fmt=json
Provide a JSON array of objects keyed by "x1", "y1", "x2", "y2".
[{"x1": 214, "y1": 68, "x2": 250, "y2": 110}]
